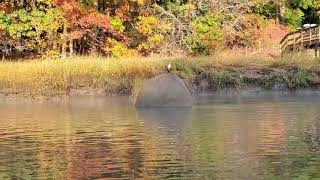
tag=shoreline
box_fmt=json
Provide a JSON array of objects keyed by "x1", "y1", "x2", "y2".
[
  {"x1": 1, "y1": 56, "x2": 320, "y2": 101},
  {"x1": 1, "y1": 85, "x2": 320, "y2": 102}
]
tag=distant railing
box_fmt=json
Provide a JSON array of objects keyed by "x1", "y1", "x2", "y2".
[{"x1": 280, "y1": 25, "x2": 320, "y2": 55}]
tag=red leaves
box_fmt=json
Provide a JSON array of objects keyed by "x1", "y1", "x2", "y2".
[
  {"x1": 55, "y1": 1, "x2": 127, "y2": 43},
  {"x1": 53, "y1": 0, "x2": 110, "y2": 30}
]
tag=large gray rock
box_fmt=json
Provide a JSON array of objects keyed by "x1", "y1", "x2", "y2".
[{"x1": 135, "y1": 74, "x2": 193, "y2": 107}]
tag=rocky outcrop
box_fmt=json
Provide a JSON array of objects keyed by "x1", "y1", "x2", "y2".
[{"x1": 135, "y1": 74, "x2": 193, "y2": 107}]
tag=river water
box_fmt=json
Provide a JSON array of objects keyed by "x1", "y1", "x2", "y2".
[{"x1": 0, "y1": 95, "x2": 320, "y2": 179}]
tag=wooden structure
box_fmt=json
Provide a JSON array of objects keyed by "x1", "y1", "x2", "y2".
[{"x1": 280, "y1": 25, "x2": 320, "y2": 56}]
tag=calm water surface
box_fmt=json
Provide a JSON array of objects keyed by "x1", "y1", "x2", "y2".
[{"x1": 0, "y1": 95, "x2": 320, "y2": 179}]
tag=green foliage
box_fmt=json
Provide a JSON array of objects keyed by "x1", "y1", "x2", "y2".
[
  {"x1": 0, "y1": 10, "x2": 33, "y2": 39},
  {"x1": 0, "y1": 6, "x2": 65, "y2": 53},
  {"x1": 211, "y1": 71, "x2": 243, "y2": 88},
  {"x1": 291, "y1": 0, "x2": 313, "y2": 9},
  {"x1": 168, "y1": 2, "x2": 197, "y2": 19},
  {"x1": 109, "y1": 16, "x2": 125, "y2": 32},
  {"x1": 184, "y1": 13, "x2": 224, "y2": 55},
  {"x1": 283, "y1": 8, "x2": 304, "y2": 30},
  {"x1": 253, "y1": 0, "x2": 318, "y2": 29},
  {"x1": 287, "y1": 68, "x2": 311, "y2": 88},
  {"x1": 253, "y1": 2, "x2": 276, "y2": 19},
  {"x1": 79, "y1": 0, "x2": 94, "y2": 7}
]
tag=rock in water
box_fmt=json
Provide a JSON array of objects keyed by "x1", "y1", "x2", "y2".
[{"x1": 135, "y1": 74, "x2": 193, "y2": 107}]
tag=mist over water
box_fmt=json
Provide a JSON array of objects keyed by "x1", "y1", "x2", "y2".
[{"x1": 0, "y1": 96, "x2": 320, "y2": 179}]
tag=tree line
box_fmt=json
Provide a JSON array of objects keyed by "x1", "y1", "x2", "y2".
[{"x1": 0, "y1": 0, "x2": 319, "y2": 59}]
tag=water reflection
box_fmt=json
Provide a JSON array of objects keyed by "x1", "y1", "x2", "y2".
[
  {"x1": 0, "y1": 96, "x2": 320, "y2": 179},
  {"x1": 136, "y1": 107, "x2": 192, "y2": 132}
]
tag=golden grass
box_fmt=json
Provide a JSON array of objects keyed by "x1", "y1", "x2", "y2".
[
  {"x1": 0, "y1": 54, "x2": 319, "y2": 96},
  {"x1": 0, "y1": 56, "x2": 169, "y2": 95}
]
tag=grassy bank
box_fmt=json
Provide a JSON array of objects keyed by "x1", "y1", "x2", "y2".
[{"x1": 0, "y1": 55, "x2": 320, "y2": 97}]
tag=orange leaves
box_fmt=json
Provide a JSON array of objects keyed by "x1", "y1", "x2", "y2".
[
  {"x1": 0, "y1": 3, "x2": 6, "y2": 10},
  {"x1": 51, "y1": 0, "x2": 73, "y2": 6},
  {"x1": 115, "y1": 4, "x2": 132, "y2": 21},
  {"x1": 0, "y1": 2, "x2": 16, "y2": 13},
  {"x1": 111, "y1": 0, "x2": 147, "y2": 22},
  {"x1": 78, "y1": 12, "x2": 110, "y2": 29},
  {"x1": 58, "y1": 1, "x2": 110, "y2": 30},
  {"x1": 62, "y1": 30, "x2": 84, "y2": 41},
  {"x1": 59, "y1": 1, "x2": 83, "y2": 22}
]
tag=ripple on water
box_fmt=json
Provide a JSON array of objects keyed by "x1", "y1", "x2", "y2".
[{"x1": 0, "y1": 96, "x2": 320, "y2": 179}]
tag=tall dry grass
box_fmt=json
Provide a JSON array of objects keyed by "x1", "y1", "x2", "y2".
[
  {"x1": 0, "y1": 56, "x2": 170, "y2": 95},
  {"x1": 0, "y1": 54, "x2": 319, "y2": 96}
]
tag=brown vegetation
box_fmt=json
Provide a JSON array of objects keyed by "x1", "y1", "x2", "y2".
[{"x1": 0, "y1": 54, "x2": 319, "y2": 97}]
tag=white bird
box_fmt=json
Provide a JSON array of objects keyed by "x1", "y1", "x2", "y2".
[
  {"x1": 303, "y1": 24, "x2": 311, "y2": 29},
  {"x1": 166, "y1": 62, "x2": 172, "y2": 73}
]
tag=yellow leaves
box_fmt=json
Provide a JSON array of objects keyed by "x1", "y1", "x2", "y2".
[
  {"x1": 135, "y1": 15, "x2": 167, "y2": 55},
  {"x1": 137, "y1": 42, "x2": 148, "y2": 50},
  {"x1": 137, "y1": 34, "x2": 164, "y2": 51},
  {"x1": 175, "y1": 3, "x2": 196, "y2": 12},
  {"x1": 149, "y1": 34, "x2": 164, "y2": 44},
  {"x1": 130, "y1": 0, "x2": 145, "y2": 5},
  {"x1": 135, "y1": 16, "x2": 159, "y2": 35},
  {"x1": 137, "y1": 0, "x2": 145, "y2": 5},
  {"x1": 135, "y1": 15, "x2": 169, "y2": 36},
  {"x1": 104, "y1": 38, "x2": 135, "y2": 58}
]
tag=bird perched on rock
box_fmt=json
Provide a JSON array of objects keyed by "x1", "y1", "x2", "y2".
[{"x1": 166, "y1": 62, "x2": 172, "y2": 73}]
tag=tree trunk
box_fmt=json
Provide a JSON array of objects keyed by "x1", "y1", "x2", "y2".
[
  {"x1": 69, "y1": 40, "x2": 73, "y2": 56},
  {"x1": 275, "y1": 3, "x2": 280, "y2": 23},
  {"x1": 61, "y1": 25, "x2": 67, "y2": 58},
  {"x1": 20, "y1": 0, "x2": 24, "y2": 7},
  {"x1": 276, "y1": 1, "x2": 285, "y2": 24},
  {"x1": 91, "y1": 25, "x2": 98, "y2": 56},
  {"x1": 279, "y1": 1, "x2": 285, "y2": 24},
  {"x1": 98, "y1": 0, "x2": 106, "y2": 12}
]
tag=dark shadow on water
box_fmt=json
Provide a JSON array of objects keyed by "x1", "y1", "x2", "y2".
[{"x1": 136, "y1": 107, "x2": 192, "y2": 131}]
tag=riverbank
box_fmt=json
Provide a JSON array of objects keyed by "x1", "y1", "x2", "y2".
[{"x1": 1, "y1": 55, "x2": 320, "y2": 98}]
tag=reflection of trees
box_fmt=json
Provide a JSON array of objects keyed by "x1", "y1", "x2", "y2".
[
  {"x1": 261, "y1": 103, "x2": 320, "y2": 179},
  {"x1": 304, "y1": 116, "x2": 320, "y2": 153},
  {"x1": 252, "y1": 103, "x2": 289, "y2": 179},
  {"x1": 286, "y1": 114, "x2": 320, "y2": 179},
  {"x1": 185, "y1": 102, "x2": 290, "y2": 179},
  {"x1": 2, "y1": 97, "x2": 320, "y2": 179},
  {"x1": 65, "y1": 107, "x2": 193, "y2": 179},
  {"x1": 1, "y1": 135, "x2": 42, "y2": 179},
  {"x1": 54, "y1": 102, "x2": 149, "y2": 179},
  {"x1": 256, "y1": 111, "x2": 287, "y2": 156},
  {"x1": 185, "y1": 105, "x2": 262, "y2": 179},
  {"x1": 0, "y1": 98, "x2": 185, "y2": 179},
  {"x1": 0, "y1": 105, "x2": 68, "y2": 178},
  {"x1": 137, "y1": 107, "x2": 194, "y2": 179}
]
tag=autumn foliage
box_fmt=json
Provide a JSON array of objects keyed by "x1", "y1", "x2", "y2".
[{"x1": 0, "y1": 0, "x2": 317, "y2": 59}]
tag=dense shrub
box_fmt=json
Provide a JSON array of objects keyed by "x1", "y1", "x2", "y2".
[
  {"x1": 184, "y1": 13, "x2": 224, "y2": 55},
  {"x1": 0, "y1": 0, "x2": 318, "y2": 58}
]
